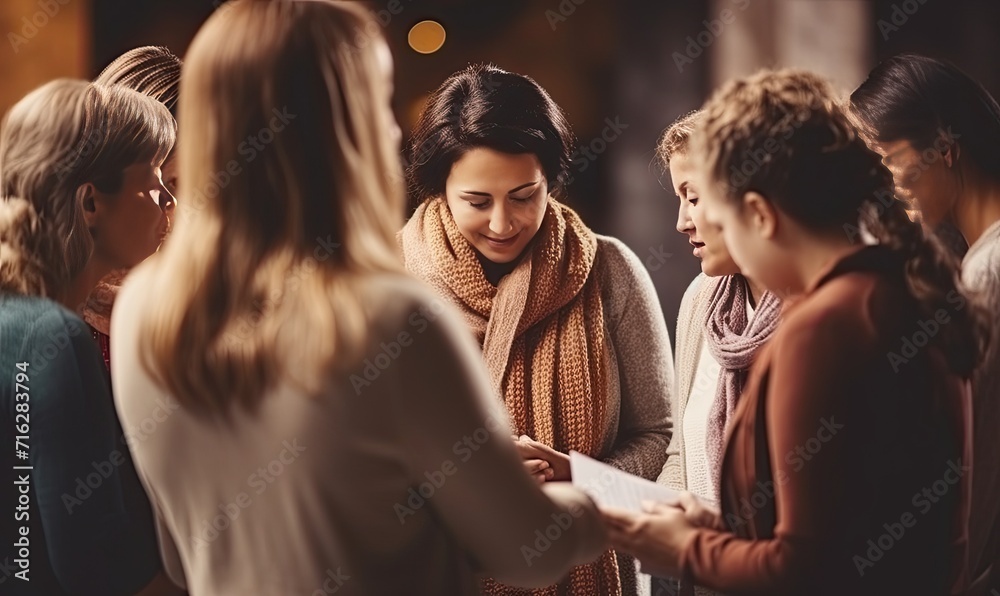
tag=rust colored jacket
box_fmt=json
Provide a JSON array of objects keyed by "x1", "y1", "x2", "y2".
[{"x1": 681, "y1": 247, "x2": 973, "y2": 595}]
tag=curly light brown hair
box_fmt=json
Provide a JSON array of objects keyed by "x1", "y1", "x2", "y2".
[{"x1": 655, "y1": 110, "x2": 702, "y2": 167}]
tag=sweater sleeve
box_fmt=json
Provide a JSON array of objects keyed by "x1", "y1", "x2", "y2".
[
  {"x1": 658, "y1": 274, "x2": 707, "y2": 491},
  {"x1": 679, "y1": 306, "x2": 864, "y2": 595},
  {"x1": 30, "y1": 309, "x2": 160, "y2": 595},
  {"x1": 392, "y1": 292, "x2": 607, "y2": 588},
  {"x1": 599, "y1": 238, "x2": 674, "y2": 480}
]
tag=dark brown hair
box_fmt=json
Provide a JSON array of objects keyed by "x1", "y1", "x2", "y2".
[{"x1": 406, "y1": 64, "x2": 576, "y2": 205}]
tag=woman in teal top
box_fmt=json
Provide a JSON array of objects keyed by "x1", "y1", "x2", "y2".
[{"x1": 0, "y1": 79, "x2": 178, "y2": 594}]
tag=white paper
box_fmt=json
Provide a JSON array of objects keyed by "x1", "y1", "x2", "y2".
[{"x1": 569, "y1": 450, "x2": 681, "y2": 512}]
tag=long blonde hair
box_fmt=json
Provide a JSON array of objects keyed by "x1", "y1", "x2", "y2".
[
  {"x1": 140, "y1": 0, "x2": 405, "y2": 408},
  {"x1": 0, "y1": 80, "x2": 174, "y2": 299}
]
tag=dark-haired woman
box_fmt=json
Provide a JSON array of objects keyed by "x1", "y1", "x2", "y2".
[
  {"x1": 851, "y1": 54, "x2": 1000, "y2": 592},
  {"x1": 601, "y1": 69, "x2": 988, "y2": 596},
  {"x1": 400, "y1": 64, "x2": 674, "y2": 595}
]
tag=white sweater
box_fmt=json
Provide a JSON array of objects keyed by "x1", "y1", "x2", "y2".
[{"x1": 962, "y1": 219, "x2": 1000, "y2": 587}]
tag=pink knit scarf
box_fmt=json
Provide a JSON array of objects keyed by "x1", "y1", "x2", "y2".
[{"x1": 704, "y1": 275, "x2": 781, "y2": 502}]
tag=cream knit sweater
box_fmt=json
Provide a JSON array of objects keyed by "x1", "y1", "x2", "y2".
[
  {"x1": 654, "y1": 274, "x2": 728, "y2": 596},
  {"x1": 658, "y1": 274, "x2": 716, "y2": 493}
]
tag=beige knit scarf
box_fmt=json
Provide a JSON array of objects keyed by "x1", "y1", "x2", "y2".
[{"x1": 400, "y1": 197, "x2": 621, "y2": 596}]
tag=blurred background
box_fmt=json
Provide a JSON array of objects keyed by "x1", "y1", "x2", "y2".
[{"x1": 2, "y1": 0, "x2": 998, "y2": 337}]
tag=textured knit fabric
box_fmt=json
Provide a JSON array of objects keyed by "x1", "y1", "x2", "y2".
[
  {"x1": 658, "y1": 274, "x2": 715, "y2": 495},
  {"x1": 82, "y1": 268, "x2": 125, "y2": 336},
  {"x1": 962, "y1": 218, "x2": 1000, "y2": 591},
  {"x1": 400, "y1": 198, "x2": 673, "y2": 596},
  {"x1": 0, "y1": 293, "x2": 161, "y2": 596},
  {"x1": 657, "y1": 274, "x2": 770, "y2": 596},
  {"x1": 681, "y1": 247, "x2": 973, "y2": 595},
  {"x1": 703, "y1": 278, "x2": 780, "y2": 503},
  {"x1": 111, "y1": 271, "x2": 608, "y2": 596},
  {"x1": 82, "y1": 269, "x2": 124, "y2": 373},
  {"x1": 683, "y1": 339, "x2": 722, "y2": 503}
]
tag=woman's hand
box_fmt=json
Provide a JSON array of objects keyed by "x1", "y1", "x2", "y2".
[
  {"x1": 523, "y1": 458, "x2": 554, "y2": 483},
  {"x1": 513, "y1": 435, "x2": 572, "y2": 481},
  {"x1": 600, "y1": 501, "x2": 698, "y2": 579},
  {"x1": 676, "y1": 491, "x2": 724, "y2": 530}
]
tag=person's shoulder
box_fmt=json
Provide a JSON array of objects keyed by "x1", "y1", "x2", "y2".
[
  {"x1": 963, "y1": 229, "x2": 1000, "y2": 291},
  {"x1": 595, "y1": 234, "x2": 642, "y2": 268},
  {"x1": 593, "y1": 234, "x2": 659, "y2": 290},
  {"x1": 779, "y1": 272, "x2": 880, "y2": 353},
  {"x1": 682, "y1": 272, "x2": 712, "y2": 302},
  {"x1": 363, "y1": 273, "x2": 449, "y2": 320},
  {"x1": 0, "y1": 293, "x2": 89, "y2": 342}
]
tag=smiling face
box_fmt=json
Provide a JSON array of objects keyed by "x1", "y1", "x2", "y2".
[
  {"x1": 874, "y1": 138, "x2": 957, "y2": 228},
  {"x1": 444, "y1": 147, "x2": 548, "y2": 264},
  {"x1": 670, "y1": 151, "x2": 740, "y2": 277}
]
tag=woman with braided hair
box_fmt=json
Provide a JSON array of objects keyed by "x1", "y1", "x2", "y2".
[
  {"x1": 84, "y1": 45, "x2": 182, "y2": 372},
  {"x1": 601, "y1": 69, "x2": 989, "y2": 595},
  {"x1": 400, "y1": 63, "x2": 674, "y2": 596}
]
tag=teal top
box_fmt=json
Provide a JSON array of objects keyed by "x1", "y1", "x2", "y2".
[{"x1": 0, "y1": 293, "x2": 159, "y2": 595}]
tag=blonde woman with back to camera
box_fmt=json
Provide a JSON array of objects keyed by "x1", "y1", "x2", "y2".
[{"x1": 109, "y1": 1, "x2": 607, "y2": 595}]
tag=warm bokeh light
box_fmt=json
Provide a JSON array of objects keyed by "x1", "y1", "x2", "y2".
[{"x1": 407, "y1": 20, "x2": 446, "y2": 54}]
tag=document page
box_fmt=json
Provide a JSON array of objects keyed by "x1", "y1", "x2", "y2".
[{"x1": 569, "y1": 450, "x2": 680, "y2": 512}]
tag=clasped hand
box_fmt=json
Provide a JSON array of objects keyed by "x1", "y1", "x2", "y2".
[
  {"x1": 599, "y1": 491, "x2": 723, "y2": 578},
  {"x1": 512, "y1": 434, "x2": 571, "y2": 483}
]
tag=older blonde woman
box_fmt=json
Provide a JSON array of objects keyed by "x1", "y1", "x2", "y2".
[{"x1": 0, "y1": 79, "x2": 177, "y2": 595}]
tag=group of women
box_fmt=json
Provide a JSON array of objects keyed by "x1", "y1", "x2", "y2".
[{"x1": 0, "y1": 0, "x2": 997, "y2": 595}]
